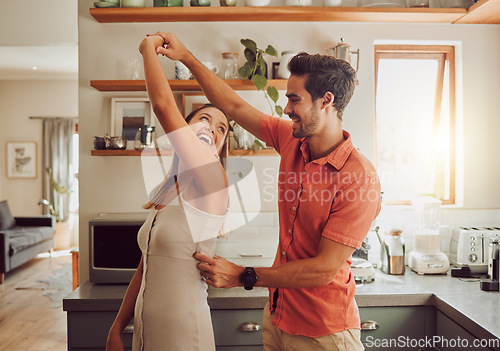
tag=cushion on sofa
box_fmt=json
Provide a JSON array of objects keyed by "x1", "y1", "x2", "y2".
[
  {"x1": 0, "y1": 200, "x2": 16, "y2": 230},
  {"x1": 5, "y1": 226, "x2": 55, "y2": 255}
]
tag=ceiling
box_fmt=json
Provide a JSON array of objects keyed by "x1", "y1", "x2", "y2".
[
  {"x1": 0, "y1": 0, "x2": 78, "y2": 80},
  {"x1": 0, "y1": 46, "x2": 78, "y2": 80}
]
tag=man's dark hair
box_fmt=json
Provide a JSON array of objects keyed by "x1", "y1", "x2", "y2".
[{"x1": 288, "y1": 52, "x2": 357, "y2": 120}]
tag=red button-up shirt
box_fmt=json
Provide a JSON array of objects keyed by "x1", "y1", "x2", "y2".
[{"x1": 260, "y1": 114, "x2": 381, "y2": 337}]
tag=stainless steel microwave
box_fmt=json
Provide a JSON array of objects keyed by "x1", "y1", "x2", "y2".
[{"x1": 89, "y1": 213, "x2": 147, "y2": 284}]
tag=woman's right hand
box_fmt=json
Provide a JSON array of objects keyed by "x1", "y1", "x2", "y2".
[
  {"x1": 152, "y1": 32, "x2": 190, "y2": 62},
  {"x1": 105, "y1": 330, "x2": 124, "y2": 351}
]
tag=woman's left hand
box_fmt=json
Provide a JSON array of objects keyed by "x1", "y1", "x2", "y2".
[{"x1": 194, "y1": 253, "x2": 244, "y2": 288}]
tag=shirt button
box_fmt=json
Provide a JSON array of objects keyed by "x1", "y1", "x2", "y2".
[
  {"x1": 282, "y1": 251, "x2": 286, "y2": 256},
  {"x1": 288, "y1": 229, "x2": 292, "y2": 233},
  {"x1": 292, "y1": 206, "x2": 296, "y2": 210}
]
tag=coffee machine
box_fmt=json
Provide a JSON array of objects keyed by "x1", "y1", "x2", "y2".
[{"x1": 408, "y1": 196, "x2": 450, "y2": 275}]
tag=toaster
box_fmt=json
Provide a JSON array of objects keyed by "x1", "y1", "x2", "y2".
[{"x1": 449, "y1": 226, "x2": 500, "y2": 273}]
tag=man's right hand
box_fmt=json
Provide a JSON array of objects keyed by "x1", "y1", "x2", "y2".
[{"x1": 152, "y1": 32, "x2": 191, "y2": 62}]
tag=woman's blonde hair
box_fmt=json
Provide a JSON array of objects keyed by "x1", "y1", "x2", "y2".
[{"x1": 143, "y1": 104, "x2": 229, "y2": 209}]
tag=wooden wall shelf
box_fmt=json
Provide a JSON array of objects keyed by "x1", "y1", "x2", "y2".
[
  {"x1": 229, "y1": 149, "x2": 278, "y2": 156},
  {"x1": 455, "y1": 0, "x2": 500, "y2": 24},
  {"x1": 91, "y1": 149, "x2": 278, "y2": 156},
  {"x1": 90, "y1": 79, "x2": 288, "y2": 92},
  {"x1": 89, "y1": 6, "x2": 470, "y2": 24},
  {"x1": 91, "y1": 149, "x2": 173, "y2": 156}
]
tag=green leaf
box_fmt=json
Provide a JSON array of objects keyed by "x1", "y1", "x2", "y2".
[
  {"x1": 267, "y1": 86, "x2": 279, "y2": 103},
  {"x1": 275, "y1": 105, "x2": 284, "y2": 117},
  {"x1": 239, "y1": 62, "x2": 255, "y2": 79},
  {"x1": 244, "y1": 48, "x2": 256, "y2": 63},
  {"x1": 240, "y1": 39, "x2": 257, "y2": 54},
  {"x1": 265, "y1": 45, "x2": 278, "y2": 57},
  {"x1": 252, "y1": 74, "x2": 267, "y2": 91},
  {"x1": 258, "y1": 56, "x2": 267, "y2": 76}
]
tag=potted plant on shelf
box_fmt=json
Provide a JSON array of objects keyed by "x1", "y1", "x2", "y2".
[{"x1": 232, "y1": 39, "x2": 284, "y2": 152}]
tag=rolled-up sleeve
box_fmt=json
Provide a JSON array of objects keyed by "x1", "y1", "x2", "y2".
[{"x1": 259, "y1": 114, "x2": 293, "y2": 155}]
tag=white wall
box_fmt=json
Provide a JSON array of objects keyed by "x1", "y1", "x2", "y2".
[
  {"x1": 78, "y1": 0, "x2": 500, "y2": 282},
  {"x1": 0, "y1": 80, "x2": 78, "y2": 216},
  {"x1": 0, "y1": 0, "x2": 77, "y2": 46}
]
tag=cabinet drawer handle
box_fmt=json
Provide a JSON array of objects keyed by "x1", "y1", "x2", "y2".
[
  {"x1": 240, "y1": 254, "x2": 263, "y2": 257},
  {"x1": 360, "y1": 320, "x2": 379, "y2": 331},
  {"x1": 123, "y1": 325, "x2": 134, "y2": 334},
  {"x1": 238, "y1": 321, "x2": 262, "y2": 332}
]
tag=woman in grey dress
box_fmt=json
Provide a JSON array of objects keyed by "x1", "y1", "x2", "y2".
[{"x1": 106, "y1": 33, "x2": 229, "y2": 351}]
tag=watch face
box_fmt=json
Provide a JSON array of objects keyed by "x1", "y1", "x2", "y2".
[{"x1": 242, "y1": 267, "x2": 257, "y2": 288}]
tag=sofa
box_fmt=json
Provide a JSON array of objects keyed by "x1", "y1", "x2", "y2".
[{"x1": 0, "y1": 200, "x2": 56, "y2": 283}]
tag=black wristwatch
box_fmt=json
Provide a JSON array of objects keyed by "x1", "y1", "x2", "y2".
[{"x1": 240, "y1": 267, "x2": 258, "y2": 291}]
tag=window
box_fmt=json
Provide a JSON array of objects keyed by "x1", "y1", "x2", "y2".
[{"x1": 375, "y1": 45, "x2": 456, "y2": 205}]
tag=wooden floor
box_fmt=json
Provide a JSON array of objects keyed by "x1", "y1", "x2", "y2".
[{"x1": 0, "y1": 251, "x2": 71, "y2": 351}]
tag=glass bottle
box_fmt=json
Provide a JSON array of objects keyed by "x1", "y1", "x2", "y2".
[{"x1": 134, "y1": 128, "x2": 145, "y2": 151}]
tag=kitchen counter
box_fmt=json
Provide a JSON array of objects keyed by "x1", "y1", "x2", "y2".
[
  {"x1": 63, "y1": 269, "x2": 500, "y2": 341},
  {"x1": 63, "y1": 282, "x2": 270, "y2": 311},
  {"x1": 354, "y1": 269, "x2": 500, "y2": 343}
]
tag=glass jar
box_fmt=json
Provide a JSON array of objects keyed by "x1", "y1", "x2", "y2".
[
  {"x1": 220, "y1": 52, "x2": 240, "y2": 80},
  {"x1": 134, "y1": 128, "x2": 145, "y2": 151},
  {"x1": 232, "y1": 123, "x2": 255, "y2": 150}
]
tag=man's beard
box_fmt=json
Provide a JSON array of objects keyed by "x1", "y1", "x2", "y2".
[{"x1": 291, "y1": 105, "x2": 321, "y2": 138}]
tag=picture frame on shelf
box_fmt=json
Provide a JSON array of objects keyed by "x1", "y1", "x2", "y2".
[
  {"x1": 272, "y1": 62, "x2": 280, "y2": 79},
  {"x1": 6, "y1": 141, "x2": 37, "y2": 179},
  {"x1": 182, "y1": 93, "x2": 209, "y2": 116},
  {"x1": 111, "y1": 97, "x2": 156, "y2": 141}
]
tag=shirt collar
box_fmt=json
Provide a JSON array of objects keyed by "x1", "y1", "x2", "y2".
[{"x1": 299, "y1": 130, "x2": 354, "y2": 170}]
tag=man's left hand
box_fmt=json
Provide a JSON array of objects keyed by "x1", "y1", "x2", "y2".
[{"x1": 194, "y1": 253, "x2": 244, "y2": 288}]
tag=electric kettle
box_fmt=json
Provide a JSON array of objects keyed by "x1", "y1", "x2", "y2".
[{"x1": 327, "y1": 38, "x2": 359, "y2": 72}]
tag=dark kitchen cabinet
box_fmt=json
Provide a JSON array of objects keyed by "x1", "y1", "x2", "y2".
[{"x1": 66, "y1": 307, "x2": 263, "y2": 351}]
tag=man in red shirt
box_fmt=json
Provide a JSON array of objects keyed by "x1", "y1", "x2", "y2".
[{"x1": 155, "y1": 32, "x2": 381, "y2": 350}]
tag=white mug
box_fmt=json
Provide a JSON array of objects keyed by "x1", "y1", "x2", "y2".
[
  {"x1": 175, "y1": 61, "x2": 192, "y2": 80},
  {"x1": 202, "y1": 61, "x2": 220, "y2": 75}
]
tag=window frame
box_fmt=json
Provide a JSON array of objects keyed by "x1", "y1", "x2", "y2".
[{"x1": 374, "y1": 45, "x2": 456, "y2": 205}]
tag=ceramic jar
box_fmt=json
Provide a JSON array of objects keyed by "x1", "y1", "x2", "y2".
[
  {"x1": 285, "y1": 0, "x2": 312, "y2": 6},
  {"x1": 154, "y1": 0, "x2": 183, "y2": 6},
  {"x1": 245, "y1": 0, "x2": 271, "y2": 6},
  {"x1": 122, "y1": 0, "x2": 146, "y2": 6},
  {"x1": 278, "y1": 51, "x2": 298, "y2": 79},
  {"x1": 324, "y1": 0, "x2": 342, "y2": 5},
  {"x1": 220, "y1": 0, "x2": 236, "y2": 6},
  {"x1": 191, "y1": 0, "x2": 211, "y2": 6}
]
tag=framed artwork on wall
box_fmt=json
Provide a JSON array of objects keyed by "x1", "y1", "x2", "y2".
[
  {"x1": 111, "y1": 97, "x2": 156, "y2": 141},
  {"x1": 6, "y1": 141, "x2": 37, "y2": 179},
  {"x1": 182, "y1": 93, "x2": 209, "y2": 116}
]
